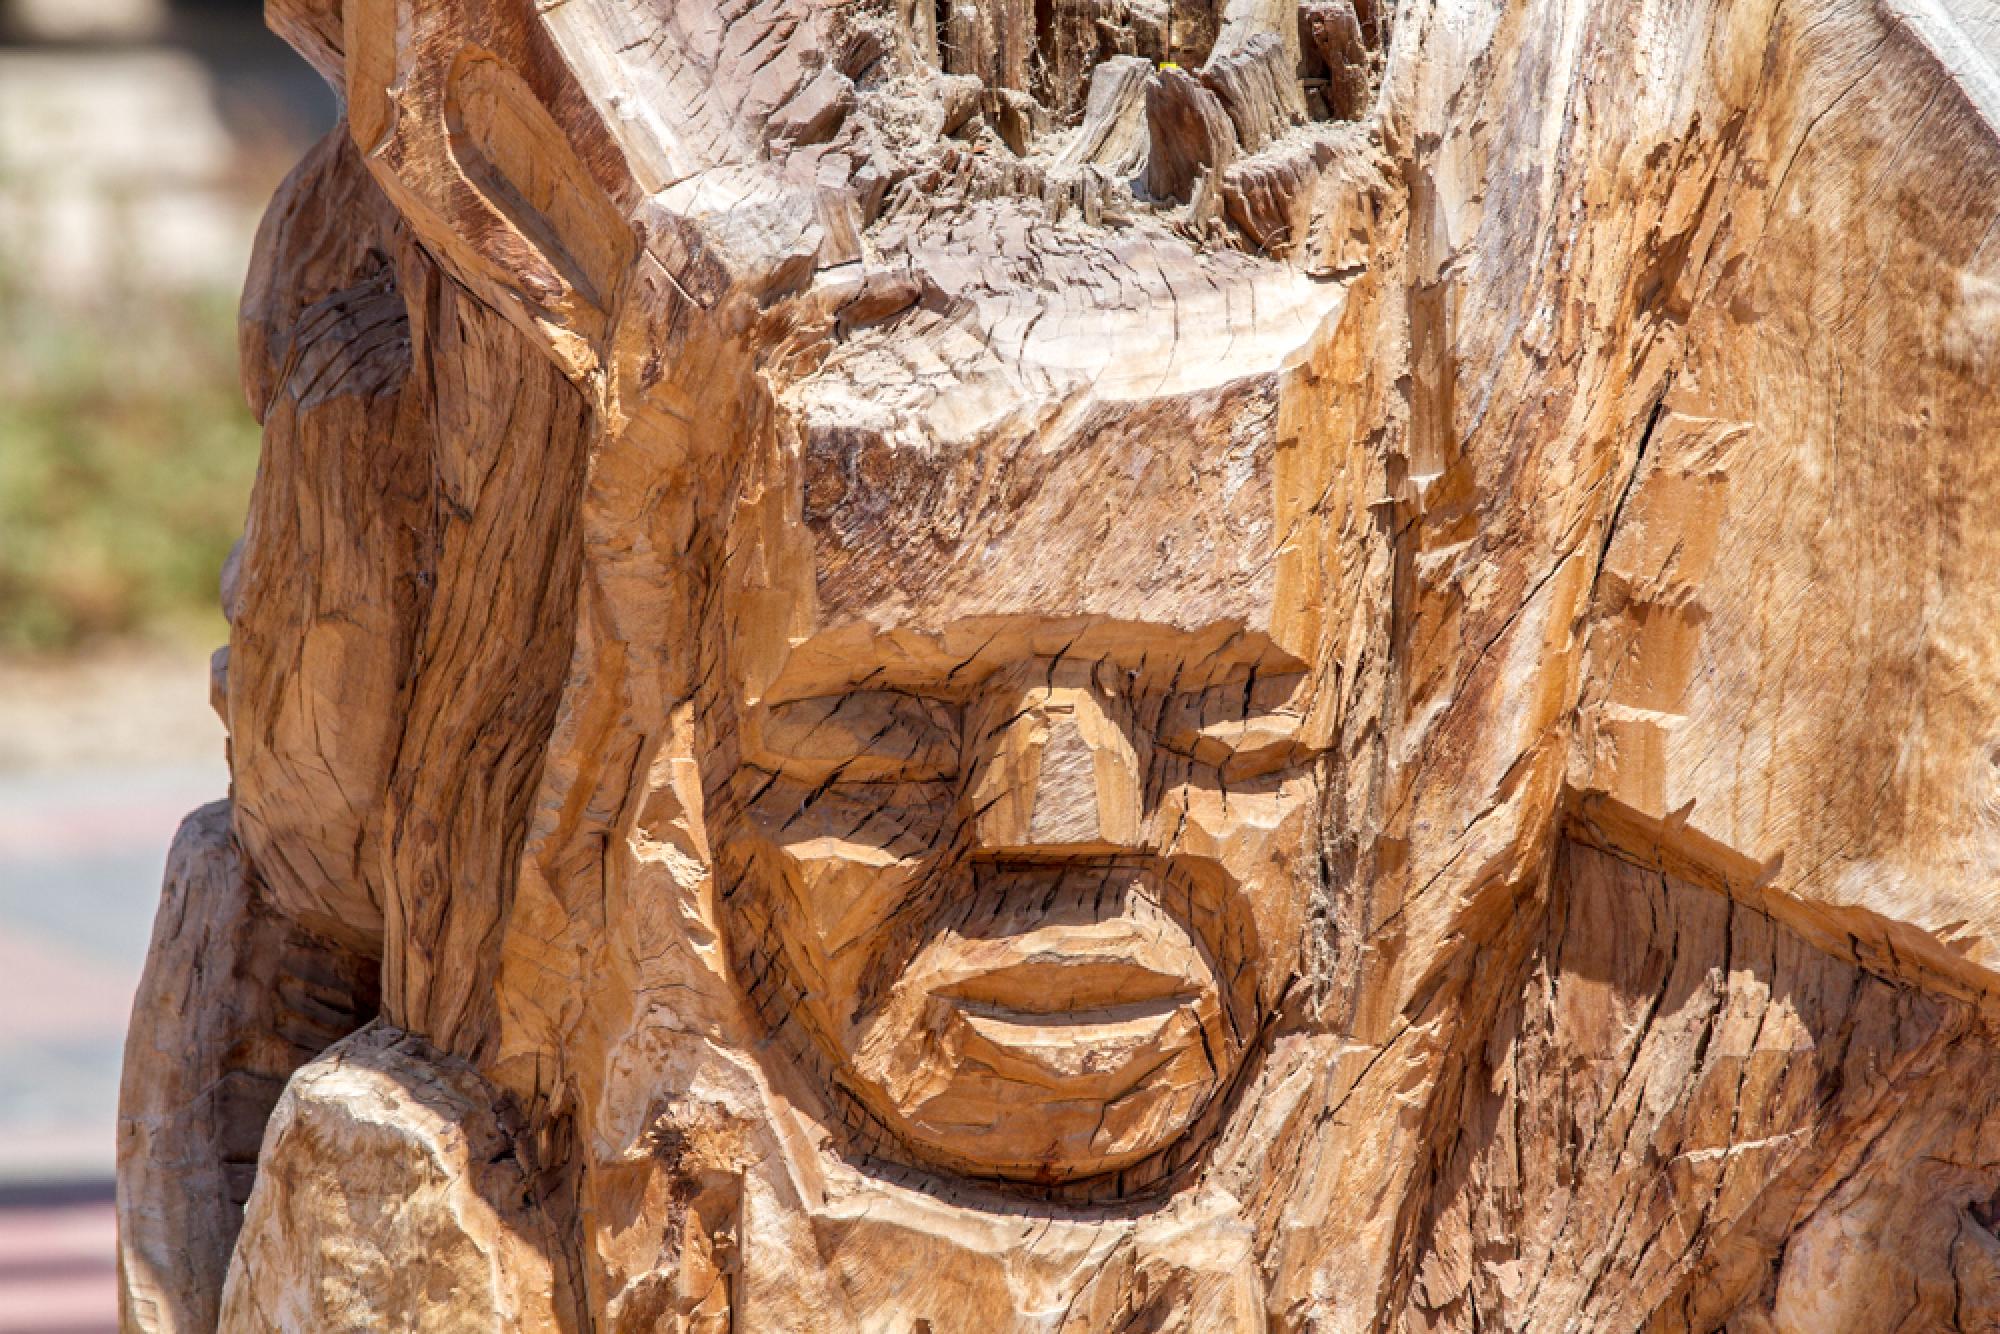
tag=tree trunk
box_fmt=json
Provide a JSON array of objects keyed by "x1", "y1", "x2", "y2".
[{"x1": 115, "y1": 0, "x2": 2000, "y2": 1327}]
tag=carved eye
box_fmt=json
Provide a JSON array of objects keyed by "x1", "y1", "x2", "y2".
[
  {"x1": 1159, "y1": 672, "x2": 1311, "y2": 779},
  {"x1": 754, "y1": 691, "x2": 961, "y2": 782}
]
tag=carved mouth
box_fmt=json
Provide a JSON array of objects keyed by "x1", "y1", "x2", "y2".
[
  {"x1": 935, "y1": 953, "x2": 1203, "y2": 1076},
  {"x1": 932, "y1": 932, "x2": 1203, "y2": 1018},
  {"x1": 835, "y1": 860, "x2": 1243, "y2": 1181},
  {"x1": 881, "y1": 866, "x2": 1225, "y2": 1098},
  {"x1": 913, "y1": 866, "x2": 1219, "y2": 1026}
]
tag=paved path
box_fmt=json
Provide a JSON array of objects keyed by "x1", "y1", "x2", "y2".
[
  {"x1": 0, "y1": 762, "x2": 226, "y2": 1186},
  {"x1": 0, "y1": 648, "x2": 226, "y2": 1330},
  {"x1": 0, "y1": 1189, "x2": 116, "y2": 1334}
]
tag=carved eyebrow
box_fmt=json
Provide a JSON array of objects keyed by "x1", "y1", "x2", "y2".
[{"x1": 752, "y1": 691, "x2": 964, "y2": 788}]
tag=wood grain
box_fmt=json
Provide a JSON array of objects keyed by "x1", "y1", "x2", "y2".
[{"x1": 110, "y1": 0, "x2": 2000, "y2": 1327}]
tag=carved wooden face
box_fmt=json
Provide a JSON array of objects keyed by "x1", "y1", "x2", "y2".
[
  {"x1": 712, "y1": 343, "x2": 1332, "y2": 1188},
  {"x1": 725, "y1": 637, "x2": 1322, "y2": 1185}
]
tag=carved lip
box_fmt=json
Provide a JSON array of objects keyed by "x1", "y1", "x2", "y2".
[
  {"x1": 927, "y1": 945, "x2": 1210, "y2": 1097},
  {"x1": 935, "y1": 954, "x2": 1198, "y2": 1021},
  {"x1": 914, "y1": 873, "x2": 1220, "y2": 1043}
]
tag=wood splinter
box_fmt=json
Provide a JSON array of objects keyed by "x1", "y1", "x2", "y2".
[{"x1": 1145, "y1": 65, "x2": 1240, "y2": 201}]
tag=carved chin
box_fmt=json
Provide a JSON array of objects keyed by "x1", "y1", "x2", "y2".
[{"x1": 843, "y1": 864, "x2": 1238, "y2": 1182}]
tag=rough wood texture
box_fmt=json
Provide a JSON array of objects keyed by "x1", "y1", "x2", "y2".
[
  {"x1": 216, "y1": 1026, "x2": 569, "y2": 1331},
  {"x1": 113, "y1": 0, "x2": 2000, "y2": 1327},
  {"x1": 116, "y1": 803, "x2": 376, "y2": 1333}
]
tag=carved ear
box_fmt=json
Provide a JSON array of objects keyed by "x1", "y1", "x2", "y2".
[{"x1": 342, "y1": 0, "x2": 634, "y2": 381}]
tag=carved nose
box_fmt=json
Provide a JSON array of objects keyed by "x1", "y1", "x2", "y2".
[{"x1": 966, "y1": 678, "x2": 1145, "y2": 855}]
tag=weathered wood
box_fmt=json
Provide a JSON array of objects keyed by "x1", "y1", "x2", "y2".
[
  {"x1": 1145, "y1": 65, "x2": 1240, "y2": 200},
  {"x1": 1221, "y1": 138, "x2": 1330, "y2": 251},
  {"x1": 228, "y1": 132, "x2": 424, "y2": 955},
  {"x1": 1200, "y1": 33, "x2": 1307, "y2": 151},
  {"x1": 1058, "y1": 54, "x2": 1155, "y2": 170},
  {"x1": 215, "y1": 1026, "x2": 567, "y2": 1331},
  {"x1": 1301, "y1": 1, "x2": 1372, "y2": 120},
  {"x1": 112, "y1": 0, "x2": 2000, "y2": 1327},
  {"x1": 116, "y1": 803, "x2": 376, "y2": 1333}
]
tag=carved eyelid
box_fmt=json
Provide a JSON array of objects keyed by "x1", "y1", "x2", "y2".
[
  {"x1": 752, "y1": 690, "x2": 961, "y2": 780},
  {"x1": 1157, "y1": 672, "x2": 1313, "y2": 776}
]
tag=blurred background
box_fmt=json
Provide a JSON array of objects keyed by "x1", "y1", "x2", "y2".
[{"x1": 0, "y1": 1, "x2": 331, "y2": 1327}]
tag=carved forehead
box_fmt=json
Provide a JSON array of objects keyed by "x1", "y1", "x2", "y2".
[
  {"x1": 722, "y1": 366, "x2": 1313, "y2": 704},
  {"x1": 811, "y1": 215, "x2": 1349, "y2": 393},
  {"x1": 800, "y1": 380, "x2": 1284, "y2": 623}
]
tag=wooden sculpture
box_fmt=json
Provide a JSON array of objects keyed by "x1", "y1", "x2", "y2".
[{"x1": 114, "y1": 0, "x2": 2000, "y2": 1327}]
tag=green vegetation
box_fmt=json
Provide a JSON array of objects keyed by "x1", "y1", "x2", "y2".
[{"x1": 0, "y1": 288, "x2": 260, "y2": 653}]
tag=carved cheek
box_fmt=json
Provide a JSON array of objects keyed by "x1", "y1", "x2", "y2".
[
  {"x1": 774, "y1": 847, "x2": 931, "y2": 1009},
  {"x1": 1158, "y1": 771, "x2": 1319, "y2": 995},
  {"x1": 1158, "y1": 769, "x2": 1313, "y2": 854},
  {"x1": 742, "y1": 778, "x2": 956, "y2": 1006}
]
